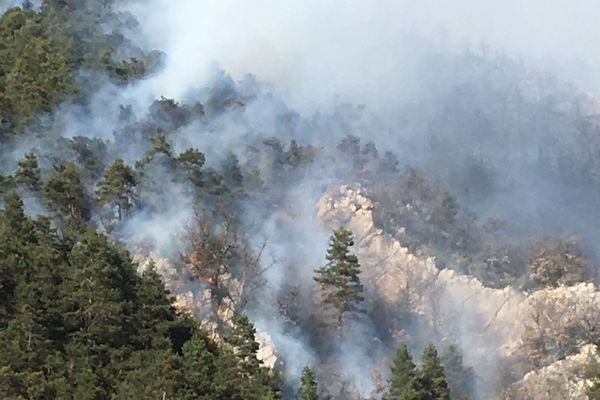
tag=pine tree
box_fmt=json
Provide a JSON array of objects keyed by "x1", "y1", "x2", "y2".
[
  {"x1": 0, "y1": 192, "x2": 36, "y2": 326},
  {"x1": 314, "y1": 228, "x2": 364, "y2": 328},
  {"x1": 384, "y1": 343, "x2": 423, "y2": 400},
  {"x1": 297, "y1": 365, "x2": 318, "y2": 400},
  {"x1": 179, "y1": 331, "x2": 215, "y2": 399},
  {"x1": 2, "y1": 29, "x2": 73, "y2": 129},
  {"x1": 149, "y1": 133, "x2": 173, "y2": 158},
  {"x1": 176, "y1": 148, "x2": 205, "y2": 187},
  {"x1": 216, "y1": 314, "x2": 281, "y2": 399},
  {"x1": 114, "y1": 347, "x2": 179, "y2": 400},
  {"x1": 63, "y1": 231, "x2": 138, "y2": 351},
  {"x1": 133, "y1": 260, "x2": 177, "y2": 349},
  {"x1": 419, "y1": 344, "x2": 450, "y2": 400},
  {"x1": 227, "y1": 314, "x2": 262, "y2": 379},
  {"x1": 43, "y1": 162, "x2": 86, "y2": 224},
  {"x1": 15, "y1": 152, "x2": 41, "y2": 192},
  {"x1": 95, "y1": 159, "x2": 137, "y2": 221}
]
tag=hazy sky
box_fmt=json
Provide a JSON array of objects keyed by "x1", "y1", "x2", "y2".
[{"x1": 126, "y1": 0, "x2": 600, "y2": 107}]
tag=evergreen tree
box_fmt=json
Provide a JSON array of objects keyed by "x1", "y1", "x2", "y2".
[
  {"x1": 227, "y1": 314, "x2": 262, "y2": 379},
  {"x1": 114, "y1": 349, "x2": 179, "y2": 400},
  {"x1": 15, "y1": 152, "x2": 41, "y2": 192},
  {"x1": 586, "y1": 358, "x2": 600, "y2": 400},
  {"x1": 176, "y1": 148, "x2": 205, "y2": 187},
  {"x1": 62, "y1": 231, "x2": 138, "y2": 351},
  {"x1": 419, "y1": 344, "x2": 450, "y2": 400},
  {"x1": 43, "y1": 162, "x2": 86, "y2": 224},
  {"x1": 179, "y1": 331, "x2": 215, "y2": 399},
  {"x1": 0, "y1": 7, "x2": 74, "y2": 133},
  {"x1": 133, "y1": 260, "x2": 177, "y2": 349},
  {"x1": 297, "y1": 365, "x2": 318, "y2": 400},
  {"x1": 314, "y1": 228, "x2": 364, "y2": 328},
  {"x1": 95, "y1": 159, "x2": 137, "y2": 221},
  {"x1": 384, "y1": 343, "x2": 423, "y2": 400},
  {"x1": 215, "y1": 314, "x2": 281, "y2": 399},
  {"x1": 148, "y1": 133, "x2": 173, "y2": 158},
  {"x1": 0, "y1": 192, "x2": 36, "y2": 326}
]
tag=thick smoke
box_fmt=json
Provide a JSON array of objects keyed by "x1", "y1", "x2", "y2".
[
  {"x1": 124, "y1": 0, "x2": 600, "y2": 105},
  {"x1": 5, "y1": 1, "x2": 600, "y2": 398}
]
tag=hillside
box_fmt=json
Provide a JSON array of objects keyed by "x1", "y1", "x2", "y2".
[{"x1": 0, "y1": 1, "x2": 599, "y2": 399}]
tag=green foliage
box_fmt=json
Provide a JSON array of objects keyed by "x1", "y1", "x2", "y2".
[
  {"x1": 0, "y1": 1, "x2": 161, "y2": 137},
  {"x1": 314, "y1": 228, "x2": 364, "y2": 328},
  {"x1": 0, "y1": 192, "x2": 281, "y2": 399},
  {"x1": 15, "y1": 152, "x2": 41, "y2": 191},
  {"x1": 419, "y1": 344, "x2": 450, "y2": 400},
  {"x1": 584, "y1": 351, "x2": 600, "y2": 399},
  {"x1": 179, "y1": 332, "x2": 215, "y2": 399},
  {"x1": 95, "y1": 159, "x2": 137, "y2": 221},
  {"x1": 385, "y1": 343, "x2": 451, "y2": 400},
  {"x1": 297, "y1": 366, "x2": 318, "y2": 400},
  {"x1": 0, "y1": 6, "x2": 74, "y2": 134},
  {"x1": 176, "y1": 148, "x2": 206, "y2": 186},
  {"x1": 213, "y1": 314, "x2": 281, "y2": 399},
  {"x1": 588, "y1": 365, "x2": 600, "y2": 399},
  {"x1": 384, "y1": 344, "x2": 423, "y2": 400},
  {"x1": 3, "y1": 32, "x2": 73, "y2": 122},
  {"x1": 43, "y1": 162, "x2": 86, "y2": 224}
]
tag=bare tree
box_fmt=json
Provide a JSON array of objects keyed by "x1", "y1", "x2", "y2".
[{"x1": 181, "y1": 206, "x2": 272, "y2": 330}]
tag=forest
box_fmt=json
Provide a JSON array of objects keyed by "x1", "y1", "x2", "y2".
[{"x1": 0, "y1": 1, "x2": 599, "y2": 399}]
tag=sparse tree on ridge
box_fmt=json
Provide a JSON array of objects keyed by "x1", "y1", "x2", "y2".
[{"x1": 314, "y1": 227, "x2": 364, "y2": 329}]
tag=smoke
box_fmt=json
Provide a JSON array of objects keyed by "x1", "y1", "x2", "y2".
[
  {"x1": 123, "y1": 0, "x2": 600, "y2": 107},
  {"x1": 0, "y1": 0, "x2": 40, "y2": 12},
  {"x1": 5, "y1": 0, "x2": 600, "y2": 398}
]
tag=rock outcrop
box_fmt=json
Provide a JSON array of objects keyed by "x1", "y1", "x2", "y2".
[
  {"x1": 505, "y1": 344, "x2": 600, "y2": 400},
  {"x1": 318, "y1": 184, "x2": 600, "y2": 398}
]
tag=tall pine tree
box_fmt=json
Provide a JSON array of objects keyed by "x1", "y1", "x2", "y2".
[
  {"x1": 419, "y1": 344, "x2": 450, "y2": 400},
  {"x1": 297, "y1": 365, "x2": 318, "y2": 400},
  {"x1": 314, "y1": 228, "x2": 364, "y2": 329},
  {"x1": 384, "y1": 343, "x2": 423, "y2": 400}
]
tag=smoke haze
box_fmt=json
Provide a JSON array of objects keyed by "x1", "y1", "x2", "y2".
[{"x1": 3, "y1": 1, "x2": 600, "y2": 398}]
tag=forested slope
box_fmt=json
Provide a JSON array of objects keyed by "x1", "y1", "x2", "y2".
[{"x1": 0, "y1": 1, "x2": 599, "y2": 399}]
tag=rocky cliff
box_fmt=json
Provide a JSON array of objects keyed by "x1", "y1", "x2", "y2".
[{"x1": 318, "y1": 184, "x2": 600, "y2": 398}]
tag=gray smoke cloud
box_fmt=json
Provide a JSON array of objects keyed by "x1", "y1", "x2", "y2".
[
  {"x1": 5, "y1": 1, "x2": 600, "y2": 398},
  {"x1": 123, "y1": 0, "x2": 600, "y2": 107}
]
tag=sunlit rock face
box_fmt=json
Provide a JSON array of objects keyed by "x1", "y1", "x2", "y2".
[
  {"x1": 318, "y1": 184, "x2": 600, "y2": 398},
  {"x1": 129, "y1": 184, "x2": 598, "y2": 399},
  {"x1": 505, "y1": 344, "x2": 600, "y2": 400},
  {"x1": 255, "y1": 330, "x2": 278, "y2": 369}
]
